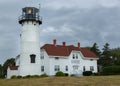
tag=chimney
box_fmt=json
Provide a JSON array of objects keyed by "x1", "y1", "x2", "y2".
[
  {"x1": 78, "y1": 42, "x2": 80, "y2": 48},
  {"x1": 62, "y1": 42, "x2": 66, "y2": 46},
  {"x1": 53, "y1": 39, "x2": 57, "y2": 46}
]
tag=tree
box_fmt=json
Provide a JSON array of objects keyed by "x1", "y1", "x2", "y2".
[
  {"x1": 0, "y1": 64, "x2": 3, "y2": 78},
  {"x1": 102, "y1": 43, "x2": 110, "y2": 56},
  {"x1": 110, "y1": 48, "x2": 120, "y2": 65},
  {"x1": 99, "y1": 43, "x2": 112, "y2": 66},
  {"x1": 90, "y1": 43, "x2": 101, "y2": 57},
  {"x1": 2, "y1": 58, "x2": 15, "y2": 78}
]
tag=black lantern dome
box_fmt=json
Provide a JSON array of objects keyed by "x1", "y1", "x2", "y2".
[{"x1": 19, "y1": 7, "x2": 42, "y2": 24}]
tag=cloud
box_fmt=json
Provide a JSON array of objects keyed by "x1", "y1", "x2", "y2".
[
  {"x1": 0, "y1": 0, "x2": 120, "y2": 64},
  {"x1": 42, "y1": 0, "x2": 120, "y2": 9},
  {"x1": 40, "y1": 6, "x2": 120, "y2": 47}
]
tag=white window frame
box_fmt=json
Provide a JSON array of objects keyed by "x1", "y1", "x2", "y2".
[
  {"x1": 41, "y1": 66, "x2": 44, "y2": 72},
  {"x1": 41, "y1": 52, "x2": 44, "y2": 59},
  {"x1": 65, "y1": 66, "x2": 68, "y2": 71},
  {"x1": 54, "y1": 65, "x2": 60, "y2": 71},
  {"x1": 90, "y1": 66, "x2": 94, "y2": 71}
]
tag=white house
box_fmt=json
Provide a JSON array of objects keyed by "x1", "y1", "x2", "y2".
[
  {"x1": 7, "y1": 6, "x2": 99, "y2": 78},
  {"x1": 40, "y1": 39, "x2": 99, "y2": 76}
]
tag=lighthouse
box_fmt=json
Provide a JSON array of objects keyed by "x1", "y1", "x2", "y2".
[{"x1": 18, "y1": 7, "x2": 42, "y2": 76}]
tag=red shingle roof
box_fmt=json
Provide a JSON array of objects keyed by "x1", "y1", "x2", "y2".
[
  {"x1": 9, "y1": 66, "x2": 19, "y2": 70},
  {"x1": 41, "y1": 44, "x2": 98, "y2": 59}
]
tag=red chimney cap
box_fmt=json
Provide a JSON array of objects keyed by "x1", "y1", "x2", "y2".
[
  {"x1": 78, "y1": 42, "x2": 80, "y2": 48},
  {"x1": 62, "y1": 42, "x2": 66, "y2": 46},
  {"x1": 53, "y1": 39, "x2": 57, "y2": 46}
]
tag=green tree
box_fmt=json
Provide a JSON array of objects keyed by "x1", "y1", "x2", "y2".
[
  {"x1": 90, "y1": 43, "x2": 101, "y2": 57},
  {"x1": 3, "y1": 58, "x2": 15, "y2": 78},
  {"x1": 110, "y1": 48, "x2": 120, "y2": 65},
  {"x1": 99, "y1": 43, "x2": 112, "y2": 66},
  {"x1": 0, "y1": 64, "x2": 3, "y2": 78}
]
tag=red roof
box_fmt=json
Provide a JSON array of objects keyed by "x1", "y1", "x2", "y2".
[
  {"x1": 9, "y1": 66, "x2": 19, "y2": 70},
  {"x1": 41, "y1": 44, "x2": 98, "y2": 59}
]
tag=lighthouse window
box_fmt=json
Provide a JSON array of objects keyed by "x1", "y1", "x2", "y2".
[{"x1": 30, "y1": 54, "x2": 36, "y2": 63}]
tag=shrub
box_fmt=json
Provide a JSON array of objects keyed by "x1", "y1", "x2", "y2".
[
  {"x1": 64, "y1": 73, "x2": 69, "y2": 76},
  {"x1": 31, "y1": 75, "x2": 40, "y2": 78},
  {"x1": 25, "y1": 75, "x2": 31, "y2": 78},
  {"x1": 83, "y1": 71, "x2": 92, "y2": 76},
  {"x1": 55, "y1": 71, "x2": 65, "y2": 76},
  {"x1": 101, "y1": 66, "x2": 120, "y2": 75},
  {"x1": 0, "y1": 74, "x2": 4, "y2": 79},
  {"x1": 40, "y1": 73, "x2": 48, "y2": 77},
  {"x1": 93, "y1": 73, "x2": 100, "y2": 76},
  {"x1": 70, "y1": 74, "x2": 75, "y2": 77},
  {"x1": 11, "y1": 75, "x2": 17, "y2": 79},
  {"x1": 17, "y1": 75, "x2": 22, "y2": 79}
]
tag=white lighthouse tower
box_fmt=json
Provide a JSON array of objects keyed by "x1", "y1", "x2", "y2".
[{"x1": 18, "y1": 7, "x2": 42, "y2": 76}]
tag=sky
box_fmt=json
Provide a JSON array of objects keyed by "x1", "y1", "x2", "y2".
[{"x1": 0, "y1": 0, "x2": 120, "y2": 64}]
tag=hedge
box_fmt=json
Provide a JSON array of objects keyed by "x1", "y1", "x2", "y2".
[
  {"x1": 55, "y1": 71, "x2": 65, "y2": 76},
  {"x1": 83, "y1": 71, "x2": 92, "y2": 76},
  {"x1": 101, "y1": 66, "x2": 120, "y2": 75},
  {"x1": 40, "y1": 73, "x2": 48, "y2": 77}
]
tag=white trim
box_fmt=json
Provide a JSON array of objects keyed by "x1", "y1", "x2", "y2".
[{"x1": 49, "y1": 55, "x2": 68, "y2": 58}]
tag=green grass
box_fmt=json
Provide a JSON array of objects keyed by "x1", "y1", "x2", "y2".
[{"x1": 0, "y1": 76, "x2": 120, "y2": 86}]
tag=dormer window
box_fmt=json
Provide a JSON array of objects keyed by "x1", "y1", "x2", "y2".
[
  {"x1": 73, "y1": 54, "x2": 75, "y2": 59},
  {"x1": 73, "y1": 53, "x2": 78, "y2": 59},
  {"x1": 76, "y1": 54, "x2": 78, "y2": 59},
  {"x1": 30, "y1": 54, "x2": 36, "y2": 63}
]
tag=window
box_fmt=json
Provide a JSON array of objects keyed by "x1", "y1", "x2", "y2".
[
  {"x1": 30, "y1": 54, "x2": 36, "y2": 63},
  {"x1": 90, "y1": 59, "x2": 93, "y2": 61},
  {"x1": 54, "y1": 65, "x2": 60, "y2": 71},
  {"x1": 65, "y1": 66, "x2": 68, "y2": 71},
  {"x1": 73, "y1": 65, "x2": 79, "y2": 70},
  {"x1": 90, "y1": 66, "x2": 94, "y2": 71},
  {"x1": 76, "y1": 54, "x2": 78, "y2": 59},
  {"x1": 83, "y1": 66, "x2": 85, "y2": 72},
  {"x1": 41, "y1": 52, "x2": 44, "y2": 59},
  {"x1": 73, "y1": 54, "x2": 75, "y2": 59},
  {"x1": 41, "y1": 66, "x2": 44, "y2": 72},
  {"x1": 73, "y1": 53, "x2": 79, "y2": 59},
  {"x1": 55, "y1": 57, "x2": 59, "y2": 60}
]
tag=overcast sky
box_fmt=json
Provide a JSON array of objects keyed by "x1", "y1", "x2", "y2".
[{"x1": 0, "y1": 0, "x2": 120, "y2": 64}]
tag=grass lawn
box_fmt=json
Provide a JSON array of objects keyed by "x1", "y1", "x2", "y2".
[{"x1": 0, "y1": 75, "x2": 120, "y2": 86}]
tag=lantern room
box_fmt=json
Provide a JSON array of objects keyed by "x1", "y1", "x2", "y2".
[{"x1": 19, "y1": 7, "x2": 42, "y2": 24}]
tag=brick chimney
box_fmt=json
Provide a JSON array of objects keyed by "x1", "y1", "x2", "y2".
[
  {"x1": 53, "y1": 39, "x2": 57, "y2": 46},
  {"x1": 78, "y1": 42, "x2": 80, "y2": 48},
  {"x1": 62, "y1": 42, "x2": 66, "y2": 46}
]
